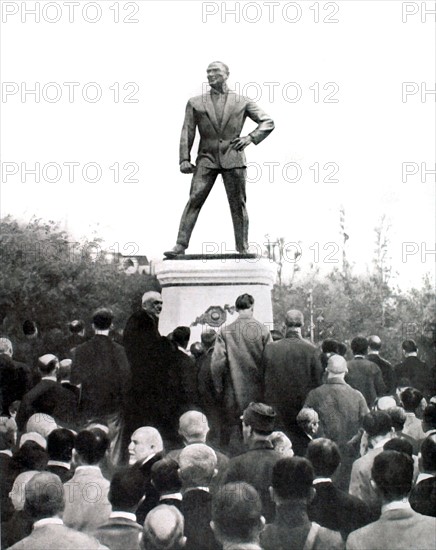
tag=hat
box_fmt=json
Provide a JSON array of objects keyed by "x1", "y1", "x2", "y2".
[
  {"x1": 242, "y1": 402, "x2": 276, "y2": 432},
  {"x1": 326, "y1": 355, "x2": 348, "y2": 375},
  {"x1": 38, "y1": 354, "x2": 58, "y2": 368},
  {"x1": 285, "y1": 310, "x2": 304, "y2": 327}
]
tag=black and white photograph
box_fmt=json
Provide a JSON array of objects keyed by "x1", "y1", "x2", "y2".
[{"x1": 0, "y1": 1, "x2": 435, "y2": 549}]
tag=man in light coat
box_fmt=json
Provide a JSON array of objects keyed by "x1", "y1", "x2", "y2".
[{"x1": 211, "y1": 294, "x2": 271, "y2": 447}]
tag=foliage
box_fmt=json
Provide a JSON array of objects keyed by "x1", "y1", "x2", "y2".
[{"x1": 0, "y1": 216, "x2": 159, "y2": 345}]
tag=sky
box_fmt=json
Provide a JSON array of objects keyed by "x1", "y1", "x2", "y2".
[{"x1": 1, "y1": 0, "x2": 435, "y2": 289}]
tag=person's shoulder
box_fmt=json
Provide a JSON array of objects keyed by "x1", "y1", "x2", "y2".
[{"x1": 316, "y1": 523, "x2": 344, "y2": 547}]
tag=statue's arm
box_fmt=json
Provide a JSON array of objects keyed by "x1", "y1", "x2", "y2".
[
  {"x1": 179, "y1": 99, "x2": 197, "y2": 165},
  {"x1": 245, "y1": 100, "x2": 275, "y2": 145}
]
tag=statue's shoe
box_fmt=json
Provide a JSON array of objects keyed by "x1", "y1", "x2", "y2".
[{"x1": 163, "y1": 244, "x2": 186, "y2": 258}]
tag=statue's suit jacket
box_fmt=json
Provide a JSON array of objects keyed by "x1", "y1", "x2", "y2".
[{"x1": 179, "y1": 91, "x2": 274, "y2": 169}]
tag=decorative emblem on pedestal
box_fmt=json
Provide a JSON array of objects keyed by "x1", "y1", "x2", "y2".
[{"x1": 191, "y1": 304, "x2": 236, "y2": 328}]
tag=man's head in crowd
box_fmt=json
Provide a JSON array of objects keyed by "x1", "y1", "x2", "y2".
[
  {"x1": 351, "y1": 336, "x2": 368, "y2": 356},
  {"x1": 128, "y1": 427, "x2": 163, "y2": 466},
  {"x1": 235, "y1": 293, "x2": 255, "y2": 314},
  {"x1": 383, "y1": 437, "x2": 413, "y2": 457},
  {"x1": 15, "y1": 440, "x2": 48, "y2": 470},
  {"x1": 269, "y1": 431, "x2": 294, "y2": 456},
  {"x1": 69, "y1": 319, "x2": 85, "y2": 336},
  {"x1": 400, "y1": 387, "x2": 424, "y2": 413},
  {"x1": 367, "y1": 335, "x2": 382, "y2": 353},
  {"x1": 37, "y1": 354, "x2": 59, "y2": 377},
  {"x1": 178, "y1": 410, "x2": 209, "y2": 445},
  {"x1": 270, "y1": 456, "x2": 315, "y2": 504},
  {"x1": 152, "y1": 457, "x2": 182, "y2": 496},
  {"x1": 387, "y1": 406, "x2": 407, "y2": 432},
  {"x1": 142, "y1": 505, "x2": 186, "y2": 550},
  {"x1": 189, "y1": 342, "x2": 204, "y2": 359},
  {"x1": 172, "y1": 327, "x2": 190, "y2": 350},
  {"x1": 307, "y1": 438, "x2": 341, "y2": 478},
  {"x1": 58, "y1": 359, "x2": 72, "y2": 382},
  {"x1": 23, "y1": 320, "x2": 38, "y2": 339},
  {"x1": 241, "y1": 402, "x2": 276, "y2": 445},
  {"x1": 9, "y1": 470, "x2": 39, "y2": 511},
  {"x1": 371, "y1": 450, "x2": 414, "y2": 503},
  {"x1": 422, "y1": 402, "x2": 436, "y2": 433},
  {"x1": 142, "y1": 291, "x2": 163, "y2": 319},
  {"x1": 325, "y1": 355, "x2": 348, "y2": 379},
  {"x1": 374, "y1": 396, "x2": 397, "y2": 412},
  {"x1": 322, "y1": 339, "x2": 340, "y2": 355},
  {"x1": 178, "y1": 443, "x2": 217, "y2": 489},
  {"x1": 73, "y1": 428, "x2": 109, "y2": 466},
  {"x1": 362, "y1": 411, "x2": 392, "y2": 444},
  {"x1": 92, "y1": 308, "x2": 113, "y2": 332},
  {"x1": 109, "y1": 467, "x2": 146, "y2": 513},
  {"x1": 24, "y1": 472, "x2": 64, "y2": 521},
  {"x1": 26, "y1": 413, "x2": 57, "y2": 439},
  {"x1": 284, "y1": 309, "x2": 304, "y2": 334},
  {"x1": 47, "y1": 428, "x2": 75, "y2": 464},
  {"x1": 337, "y1": 342, "x2": 348, "y2": 357},
  {"x1": 402, "y1": 339, "x2": 418, "y2": 356},
  {"x1": 201, "y1": 329, "x2": 217, "y2": 351},
  {"x1": 296, "y1": 407, "x2": 319, "y2": 437},
  {"x1": 211, "y1": 482, "x2": 264, "y2": 547},
  {"x1": 419, "y1": 433, "x2": 436, "y2": 475},
  {"x1": 0, "y1": 337, "x2": 13, "y2": 357}
]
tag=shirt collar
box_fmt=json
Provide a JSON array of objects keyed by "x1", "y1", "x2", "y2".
[
  {"x1": 0, "y1": 449, "x2": 12, "y2": 457},
  {"x1": 33, "y1": 517, "x2": 63, "y2": 529},
  {"x1": 160, "y1": 492, "x2": 183, "y2": 501},
  {"x1": 353, "y1": 355, "x2": 365, "y2": 359},
  {"x1": 416, "y1": 473, "x2": 434, "y2": 484},
  {"x1": 373, "y1": 436, "x2": 392, "y2": 449},
  {"x1": 110, "y1": 511, "x2": 138, "y2": 522},
  {"x1": 41, "y1": 376, "x2": 57, "y2": 382},
  {"x1": 47, "y1": 460, "x2": 71, "y2": 470},
  {"x1": 184, "y1": 486, "x2": 210, "y2": 494},
  {"x1": 140, "y1": 453, "x2": 156, "y2": 466},
  {"x1": 382, "y1": 500, "x2": 411, "y2": 514},
  {"x1": 75, "y1": 465, "x2": 101, "y2": 473},
  {"x1": 313, "y1": 477, "x2": 332, "y2": 485}
]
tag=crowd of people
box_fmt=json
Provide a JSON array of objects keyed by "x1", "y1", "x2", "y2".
[{"x1": 0, "y1": 290, "x2": 435, "y2": 549}]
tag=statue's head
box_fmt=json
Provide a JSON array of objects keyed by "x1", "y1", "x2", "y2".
[{"x1": 207, "y1": 61, "x2": 229, "y2": 89}]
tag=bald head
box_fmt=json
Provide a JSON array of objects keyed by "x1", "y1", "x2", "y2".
[
  {"x1": 0, "y1": 338, "x2": 13, "y2": 357},
  {"x1": 368, "y1": 335, "x2": 382, "y2": 351},
  {"x1": 142, "y1": 505, "x2": 186, "y2": 550},
  {"x1": 179, "y1": 444, "x2": 217, "y2": 488},
  {"x1": 129, "y1": 427, "x2": 163, "y2": 465},
  {"x1": 179, "y1": 411, "x2": 209, "y2": 443},
  {"x1": 142, "y1": 291, "x2": 163, "y2": 318}
]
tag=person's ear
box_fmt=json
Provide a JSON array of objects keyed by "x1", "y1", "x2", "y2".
[
  {"x1": 212, "y1": 468, "x2": 218, "y2": 479},
  {"x1": 308, "y1": 486, "x2": 316, "y2": 503},
  {"x1": 210, "y1": 520, "x2": 216, "y2": 534},
  {"x1": 180, "y1": 535, "x2": 187, "y2": 547},
  {"x1": 259, "y1": 515, "x2": 266, "y2": 530}
]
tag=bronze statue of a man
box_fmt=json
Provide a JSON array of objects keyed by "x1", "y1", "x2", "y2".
[{"x1": 164, "y1": 61, "x2": 274, "y2": 258}]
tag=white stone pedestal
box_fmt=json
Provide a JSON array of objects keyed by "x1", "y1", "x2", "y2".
[{"x1": 155, "y1": 256, "x2": 277, "y2": 344}]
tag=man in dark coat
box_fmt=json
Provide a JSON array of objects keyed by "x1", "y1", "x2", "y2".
[
  {"x1": 260, "y1": 457, "x2": 344, "y2": 550},
  {"x1": 219, "y1": 402, "x2": 281, "y2": 522},
  {"x1": 346, "y1": 337, "x2": 385, "y2": 407},
  {"x1": 307, "y1": 438, "x2": 373, "y2": 538},
  {"x1": 123, "y1": 291, "x2": 185, "y2": 446},
  {"x1": 127, "y1": 427, "x2": 164, "y2": 525},
  {"x1": 179, "y1": 444, "x2": 220, "y2": 550},
  {"x1": 394, "y1": 339, "x2": 433, "y2": 398},
  {"x1": 410, "y1": 433, "x2": 436, "y2": 517},
  {"x1": 262, "y1": 310, "x2": 322, "y2": 435},
  {"x1": 0, "y1": 338, "x2": 30, "y2": 415},
  {"x1": 71, "y1": 308, "x2": 131, "y2": 466},
  {"x1": 16, "y1": 354, "x2": 78, "y2": 432},
  {"x1": 95, "y1": 468, "x2": 144, "y2": 550},
  {"x1": 367, "y1": 335, "x2": 395, "y2": 394}
]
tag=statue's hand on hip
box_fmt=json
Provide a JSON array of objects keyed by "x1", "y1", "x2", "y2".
[
  {"x1": 180, "y1": 161, "x2": 196, "y2": 174},
  {"x1": 230, "y1": 135, "x2": 253, "y2": 151}
]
